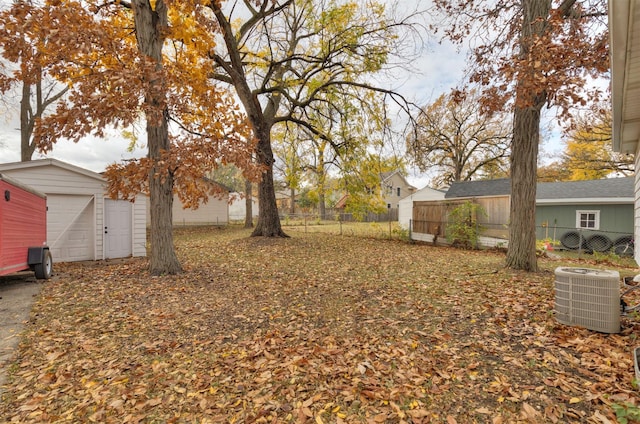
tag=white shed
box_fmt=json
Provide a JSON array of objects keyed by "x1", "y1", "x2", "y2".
[
  {"x1": 0, "y1": 159, "x2": 147, "y2": 262},
  {"x1": 398, "y1": 186, "x2": 445, "y2": 230},
  {"x1": 150, "y1": 179, "x2": 230, "y2": 227},
  {"x1": 229, "y1": 192, "x2": 259, "y2": 222},
  {"x1": 169, "y1": 193, "x2": 229, "y2": 226}
]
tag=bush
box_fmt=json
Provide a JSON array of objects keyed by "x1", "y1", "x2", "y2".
[{"x1": 446, "y1": 201, "x2": 486, "y2": 249}]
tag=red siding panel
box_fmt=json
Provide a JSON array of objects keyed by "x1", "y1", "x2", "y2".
[{"x1": 0, "y1": 174, "x2": 47, "y2": 276}]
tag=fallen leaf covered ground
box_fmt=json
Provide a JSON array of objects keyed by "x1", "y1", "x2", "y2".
[{"x1": 1, "y1": 226, "x2": 639, "y2": 423}]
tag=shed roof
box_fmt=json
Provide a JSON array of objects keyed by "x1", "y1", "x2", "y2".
[
  {"x1": 445, "y1": 177, "x2": 634, "y2": 203},
  {"x1": 0, "y1": 158, "x2": 104, "y2": 182},
  {"x1": 445, "y1": 178, "x2": 511, "y2": 198}
]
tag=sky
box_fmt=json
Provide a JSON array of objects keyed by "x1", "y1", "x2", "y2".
[{"x1": 0, "y1": 1, "x2": 565, "y2": 189}]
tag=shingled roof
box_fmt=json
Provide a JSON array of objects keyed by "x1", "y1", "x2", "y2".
[
  {"x1": 445, "y1": 177, "x2": 634, "y2": 202},
  {"x1": 537, "y1": 177, "x2": 634, "y2": 201},
  {"x1": 444, "y1": 178, "x2": 511, "y2": 198}
]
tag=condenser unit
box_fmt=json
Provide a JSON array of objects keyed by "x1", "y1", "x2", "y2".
[{"x1": 554, "y1": 267, "x2": 620, "y2": 334}]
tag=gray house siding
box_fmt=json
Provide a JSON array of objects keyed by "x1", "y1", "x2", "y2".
[{"x1": 536, "y1": 204, "x2": 634, "y2": 241}]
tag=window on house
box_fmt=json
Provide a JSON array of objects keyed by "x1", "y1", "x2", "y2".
[
  {"x1": 397, "y1": 187, "x2": 401, "y2": 196},
  {"x1": 576, "y1": 210, "x2": 600, "y2": 230}
]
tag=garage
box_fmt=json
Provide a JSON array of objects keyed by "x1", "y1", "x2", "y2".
[
  {"x1": 47, "y1": 194, "x2": 95, "y2": 262},
  {"x1": 0, "y1": 159, "x2": 146, "y2": 262}
]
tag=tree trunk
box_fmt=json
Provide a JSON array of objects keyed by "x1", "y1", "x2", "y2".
[
  {"x1": 505, "y1": 0, "x2": 550, "y2": 272},
  {"x1": 319, "y1": 192, "x2": 326, "y2": 220},
  {"x1": 210, "y1": 3, "x2": 286, "y2": 238},
  {"x1": 317, "y1": 142, "x2": 327, "y2": 219},
  {"x1": 147, "y1": 111, "x2": 181, "y2": 275},
  {"x1": 132, "y1": 0, "x2": 182, "y2": 274},
  {"x1": 289, "y1": 187, "x2": 295, "y2": 215},
  {"x1": 20, "y1": 81, "x2": 35, "y2": 161},
  {"x1": 244, "y1": 179, "x2": 253, "y2": 228},
  {"x1": 505, "y1": 105, "x2": 541, "y2": 271},
  {"x1": 252, "y1": 133, "x2": 288, "y2": 237}
]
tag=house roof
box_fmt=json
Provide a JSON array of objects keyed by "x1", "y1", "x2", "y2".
[
  {"x1": 202, "y1": 177, "x2": 233, "y2": 193},
  {"x1": 445, "y1": 177, "x2": 634, "y2": 204},
  {"x1": 537, "y1": 177, "x2": 634, "y2": 202},
  {"x1": 610, "y1": 0, "x2": 640, "y2": 154},
  {"x1": 381, "y1": 170, "x2": 417, "y2": 191}
]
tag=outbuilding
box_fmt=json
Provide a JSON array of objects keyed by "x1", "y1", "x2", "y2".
[
  {"x1": 409, "y1": 177, "x2": 634, "y2": 250},
  {"x1": 152, "y1": 178, "x2": 231, "y2": 227},
  {"x1": 0, "y1": 159, "x2": 146, "y2": 262},
  {"x1": 398, "y1": 185, "x2": 445, "y2": 232}
]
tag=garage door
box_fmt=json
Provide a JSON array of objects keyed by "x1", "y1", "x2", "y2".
[{"x1": 47, "y1": 194, "x2": 94, "y2": 262}]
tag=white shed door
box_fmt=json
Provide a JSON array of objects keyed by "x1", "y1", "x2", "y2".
[
  {"x1": 47, "y1": 194, "x2": 95, "y2": 262},
  {"x1": 104, "y1": 199, "x2": 132, "y2": 259}
]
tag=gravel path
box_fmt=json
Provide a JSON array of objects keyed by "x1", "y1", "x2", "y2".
[{"x1": 0, "y1": 274, "x2": 43, "y2": 393}]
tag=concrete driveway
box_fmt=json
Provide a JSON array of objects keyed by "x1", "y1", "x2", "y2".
[{"x1": 0, "y1": 273, "x2": 44, "y2": 393}]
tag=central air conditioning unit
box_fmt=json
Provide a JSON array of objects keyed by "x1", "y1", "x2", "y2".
[{"x1": 554, "y1": 267, "x2": 620, "y2": 334}]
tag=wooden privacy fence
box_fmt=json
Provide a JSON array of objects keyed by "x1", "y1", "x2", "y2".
[{"x1": 412, "y1": 196, "x2": 510, "y2": 245}]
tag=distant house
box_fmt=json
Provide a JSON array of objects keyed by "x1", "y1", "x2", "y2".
[
  {"x1": 0, "y1": 159, "x2": 147, "y2": 262},
  {"x1": 410, "y1": 177, "x2": 634, "y2": 248},
  {"x1": 229, "y1": 192, "x2": 259, "y2": 221},
  {"x1": 380, "y1": 171, "x2": 417, "y2": 210},
  {"x1": 149, "y1": 179, "x2": 230, "y2": 226},
  {"x1": 275, "y1": 191, "x2": 293, "y2": 214},
  {"x1": 334, "y1": 170, "x2": 417, "y2": 217}
]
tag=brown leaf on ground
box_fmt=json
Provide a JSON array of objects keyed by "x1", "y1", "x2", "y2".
[{"x1": 0, "y1": 226, "x2": 638, "y2": 423}]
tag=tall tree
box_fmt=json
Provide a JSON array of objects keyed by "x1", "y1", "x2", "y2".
[
  {"x1": 129, "y1": 0, "x2": 182, "y2": 274},
  {"x1": 563, "y1": 106, "x2": 634, "y2": 179},
  {"x1": 7, "y1": 0, "x2": 255, "y2": 274},
  {"x1": 433, "y1": 0, "x2": 608, "y2": 271},
  {"x1": 0, "y1": 2, "x2": 69, "y2": 161},
  {"x1": 538, "y1": 105, "x2": 634, "y2": 181},
  {"x1": 207, "y1": 0, "x2": 420, "y2": 237},
  {"x1": 339, "y1": 153, "x2": 403, "y2": 220},
  {"x1": 273, "y1": 124, "x2": 306, "y2": 215},
  {"x1": 407, "y1": 88, "x2": 511, "y2": 187}
]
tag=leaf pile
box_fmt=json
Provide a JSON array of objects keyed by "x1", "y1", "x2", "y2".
[{"x1": 1, "y1": 226, "x2": 639, "y2": 423}]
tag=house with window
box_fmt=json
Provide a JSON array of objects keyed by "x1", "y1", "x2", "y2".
[
  {"x1": 333, "y1": 170, "x2": 417, "y2": 217},
  {"x1": 380, "y1": 171, "x2": 417, "y2": 210},
  {"x1": 409, "y1": 177, "x2": 634, "y2": 248},
  {"x1": 535, "y1": 178, "x2": 634, "y2": 251}
]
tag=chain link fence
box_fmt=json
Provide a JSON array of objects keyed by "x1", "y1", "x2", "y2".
[{"x1": 410, "y1": 218, "x2": 634, "y2": 256}]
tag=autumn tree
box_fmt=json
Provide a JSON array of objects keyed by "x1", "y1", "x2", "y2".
[
  {"x1": 0, "y1": 2, "x2": 69, "y2": 161},
  {"x1": 340, "y1": 153, "x2": 401, "y2": 220},
  {"x1": 407, "y1": 88, "x2": 511, "y2": 187},
  {"x1": 538, "y1": 105, "x2": 633, "y2": 181},
  {"x1": 433, "y1": 0, "x2": 609, "y2": 271},
  {"x1": 563, "y1": 106, "x2": 634, "y2": 179},
  {"x1": 307, "y1": 136, "x2": 336, "y2": 219},
  {"x1": 537, "y1": 161, "x2": 571, "y2": 182},
  {"x1": 273, "y1": 124, "x2": 306, "y2": 215},
  {"x1": 10, "y1": 0, "x2": 256, "y2": 274},
  {"x1": 207, "y1": 0, "x2": 420, "y2": 237}
]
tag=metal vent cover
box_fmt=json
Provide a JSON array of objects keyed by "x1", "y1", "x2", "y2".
[{"x1": 554, "y1": 267, "x2": 620, "y2": 334}]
